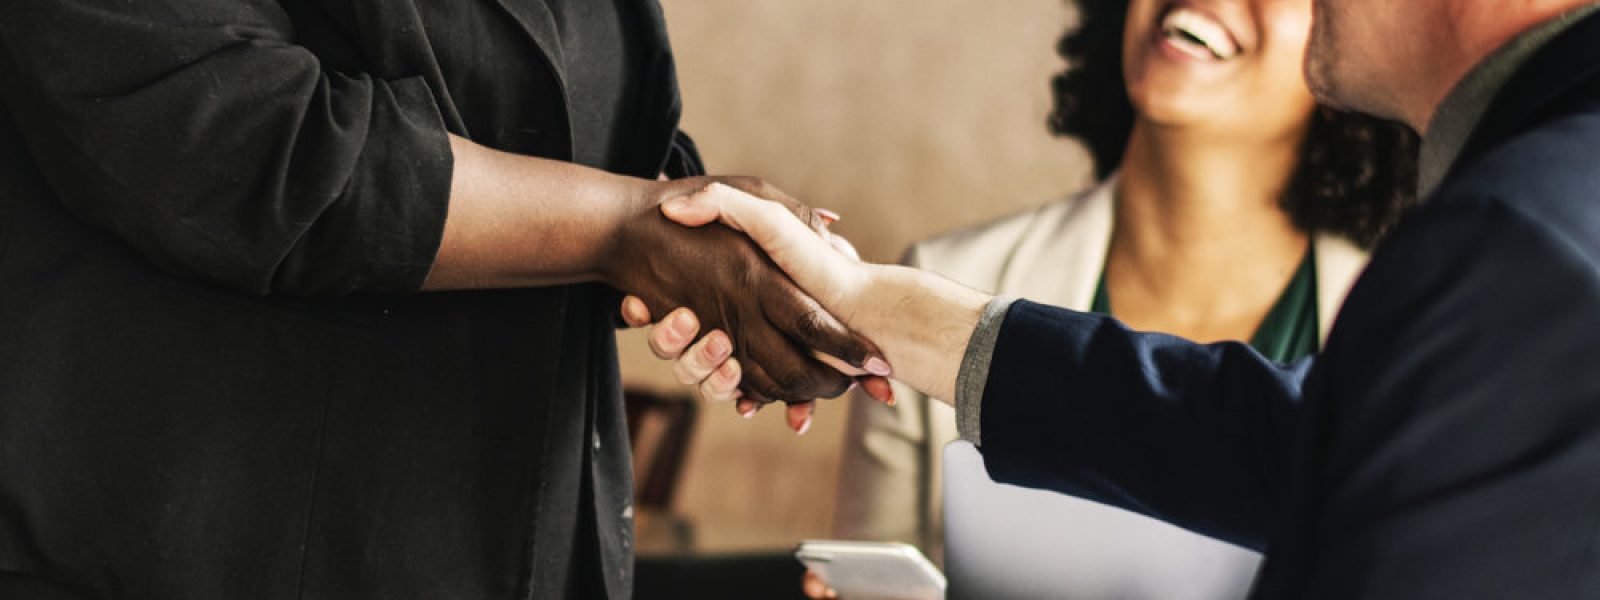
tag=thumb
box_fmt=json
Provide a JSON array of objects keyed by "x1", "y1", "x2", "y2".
[
  {"x1": 660, "y1": 190, "x2": 727, "y2": 228},
  {"x1": 665, "y1": 183, "x2": 866, "y2": 314}
]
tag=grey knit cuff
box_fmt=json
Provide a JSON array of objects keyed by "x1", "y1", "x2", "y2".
[{"x1": 955, "y1": 296, "x2": 1016, "y2": 447}]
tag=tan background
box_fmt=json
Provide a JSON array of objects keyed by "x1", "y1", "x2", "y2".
[{"x1": 622, "y1": 0, "x2": 1092, "y2": 553}]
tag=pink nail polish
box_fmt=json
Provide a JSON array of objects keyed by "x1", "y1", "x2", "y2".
[
  {"x1": 864, "y1": 357, "x2": 892, "y2": 377},
  {"x1": 816, "y1": 208, "x2": 841, "y2": 224}
]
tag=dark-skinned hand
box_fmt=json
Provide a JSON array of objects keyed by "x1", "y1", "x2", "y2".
[{"x1": 601, "y1": 176, "x2": 891, "y2": 410}]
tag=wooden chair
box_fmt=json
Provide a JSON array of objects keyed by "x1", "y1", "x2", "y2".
[{"x1": 624, "y1": 388, "x2": 700, "y2": 552}]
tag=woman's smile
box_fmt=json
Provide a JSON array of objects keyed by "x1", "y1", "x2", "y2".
[
  {"x1": 1159, "y1": 4, "x2": 1241, "y2": 62},
  {"x1": 1124, "y1": 0, "x2": 1316, "y2": 137}
]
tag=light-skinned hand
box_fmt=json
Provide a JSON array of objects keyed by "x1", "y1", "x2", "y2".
[{"x1": 802, "y1": 569, "x2": 840, "y2": 599}]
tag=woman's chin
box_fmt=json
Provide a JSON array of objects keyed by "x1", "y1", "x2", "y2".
[{"x1": 1126, "y1": 84, "x2": 1232, "y2": 129}]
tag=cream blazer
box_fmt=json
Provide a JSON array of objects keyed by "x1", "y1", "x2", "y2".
[{"x1": 832, "y1": 177, "x2": 1369, "y2": 565}]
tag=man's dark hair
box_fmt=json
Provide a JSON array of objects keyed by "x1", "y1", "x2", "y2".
[{"x1": 1048, "y1": 0, "x2": 1420, "y2": 248}]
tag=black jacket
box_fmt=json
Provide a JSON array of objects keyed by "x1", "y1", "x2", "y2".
[
  {"x1": 972, "y1": 12, "x2": 1600, "y2": 599},
  {"x1": 0, "y1": 1, "x2": 698, "y2": 598}
]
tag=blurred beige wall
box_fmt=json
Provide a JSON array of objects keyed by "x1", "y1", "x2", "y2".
[{"x1": 622, "y1": 0, "x2": 1092, "y2": 553}]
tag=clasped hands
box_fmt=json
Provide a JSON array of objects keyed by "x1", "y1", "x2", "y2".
[{"x1": 609, "y1": 179, "x2": 902, "y2": 433}]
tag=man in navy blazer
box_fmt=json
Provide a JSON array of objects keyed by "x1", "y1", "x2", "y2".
[
  {"x1": 969, "y1": 2, "x2": 1600, "y2": 595},
  {"x1": 637, "y1": 0, "x2": 1600, "y2": 596}
]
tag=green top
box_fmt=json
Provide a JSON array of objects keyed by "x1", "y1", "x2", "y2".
[{"x1": 1090, "y1": 246, "x2": 1320, "y2": 362}]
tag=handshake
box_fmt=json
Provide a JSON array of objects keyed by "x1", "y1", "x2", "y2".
[{"x1": 605, "y1": 178, "x2": 989, "y2": 433}]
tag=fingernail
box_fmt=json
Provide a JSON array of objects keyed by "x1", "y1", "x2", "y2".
[
  {"x1": 706, "y1": 334, "x2": 730, "y2": 360},
  {"x1": 864, "y1": 357, "x2": 892, "y2": 377},
  {"x1": 816, "y1": 208, "x2": 841, "y2": 224},
  {"x1": 797, "y1": 416, "x2": 813, "y2": 436},
  {"x1": 740, "y1": 405, "x2": 757, "y2": 419},
  {"x1": 671, "y1": 311, "x2": 698, "y2": 339},
  {"x1": 847, "y1": 381, "x2": 860, "y2": 393}
]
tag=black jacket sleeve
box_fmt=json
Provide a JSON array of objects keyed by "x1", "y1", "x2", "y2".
[
  {"x1": 976, "y1": 301, "x2": 1311, "y2": 551},
  {"x1": 0, "y1": 0, "x2": 453, "y2": 296}
]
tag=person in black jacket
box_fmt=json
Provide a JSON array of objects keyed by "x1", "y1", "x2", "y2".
[
  {"x1": 642, "y1": 0, "x2": 1600, "y2": 596},
  {"x1": 0, "y1": 1, "x2": 886, "y2": 598}
]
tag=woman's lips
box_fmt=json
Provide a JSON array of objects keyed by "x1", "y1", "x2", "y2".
[{"x1": 1159, "y1": 5, "x2": 1242, "y2": 61}]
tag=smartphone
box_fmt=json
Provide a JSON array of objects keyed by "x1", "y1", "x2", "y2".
[{"x1": 795, "y1": 540, "x2": 946, "y2": 600}]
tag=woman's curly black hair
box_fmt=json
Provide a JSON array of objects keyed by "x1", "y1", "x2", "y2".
[{"x1": 1048, "y1": 0, "x2": 1420, "y2": 248}]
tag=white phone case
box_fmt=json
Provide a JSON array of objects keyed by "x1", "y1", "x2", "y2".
[{"x1": 795, "y1": 540, "x2": 946, "y2": 600}]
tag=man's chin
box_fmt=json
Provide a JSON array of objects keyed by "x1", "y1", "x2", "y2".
[
  {"x1": 1305, "y1": 46, "x2": 1407, "y2": 123},
  {"x1": 1304, "y1": 55, "x2": 1350, "y2": 110}
]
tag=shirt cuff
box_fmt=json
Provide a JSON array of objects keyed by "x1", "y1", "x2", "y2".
[{"x1": 955, "y1": 296, "x2": 1016, "y2": 447}]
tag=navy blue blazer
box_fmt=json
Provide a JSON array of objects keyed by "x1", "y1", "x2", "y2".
[{"x1": 975, "y1": 13, "x2": 1600, "y2": 599}]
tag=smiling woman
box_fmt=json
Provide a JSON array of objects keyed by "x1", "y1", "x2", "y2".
[
  {"x1": 1067, "y1": 0, "x2": 1418, "y2": 247},
  {"x1": 807, "y1": 0, "x2": 1423, "y2": 597}
]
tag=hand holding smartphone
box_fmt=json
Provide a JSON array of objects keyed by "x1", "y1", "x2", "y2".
[{"x1": 795, "y1": 540, "x2": 946, "y2": 600}]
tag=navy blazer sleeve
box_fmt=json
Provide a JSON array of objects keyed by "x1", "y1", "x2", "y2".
[
  {"x1": 976, "y1": 301, "x2": 1311, "y2": 550},
  {"x1": 0, "y1": 0, "x2": 453, "y2": 297}
]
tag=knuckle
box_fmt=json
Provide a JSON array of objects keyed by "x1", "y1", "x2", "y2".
[
  {"x1": 815, "y1": 373, "x2": 853, "y2": 399},
  {"x1": 769, "y1": 368, "x2": 808, "y2": 395},
  {"x1": 648, "y1": 332, "x2": 677, "y2": 360},
  {"x1": 774, "y1": 364, "x2": 845, "y2": 399},
  {"x1": 754, "y1": 179, "x2": 778, "y2": 198},
  {"x1": 726, "y1": 176, "x2": 762, "y2": 193},
  {"x1": 747, "y1": 378, "x2": 783, "y2": 405},
  {"x1": 717, "y1": 361, "x2": 742, "y2": 385},
  {"x1": 701, "y1": 376, "x2": 733, "y2": 402},
  {"x1": 672, "y1": 360, "x2": 701, "y2": 385},
  {"x1": 647, "y1": 336, "x2": 672, "y2": 360},
  {"x1": 792, "y1": 308, "x2": 831, "y2": 342},
  {"x1": 700, "y1": 332, "x2": 730, "y2": 362}
]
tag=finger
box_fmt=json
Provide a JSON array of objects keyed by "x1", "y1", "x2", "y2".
[
  {"x1": 740, "y1": 322, "x2": 855, "y2": 401},
  {"x1": 647, "y1": 307, "x2": 700, "y2": 360},
  {"x1": 664, "y1": 185, "x2": 862, "y2": 305},
  {"x1": 828, "y1": 233, "x2": 862, "y2": 262},
  {"x1": 697, "y1": 357, "x2": 744, "y2": 404},
  {"x1": 658, "y1": 188, "x2": 723, "y2": 227},
  {"x1": 802, "y1": 571, "x2": 838, "y2": 599},
  {"x1": 736, "y1": 398, "x2": 760, "y2": 419},
  {"x1": 786, "y1": 402, "x2": 815, "y2": 435},
  {"x1": 738, "y1": 359, "x2": 787, "y2": 408},
  {"x1": 620, "y1": 295, "x2": 653, "y2": 328},
  {"x1": 673, "y1": 330, "x2": 733, "y2": 386},
  {"x1": 708, "y1": 179, "x2": 851, "y2": 257},
  {"x1": 814, "y1": 351, "x2": 870, "y2": 377},
  {"x1": 762, "y1": 278, "x2": 891, "y2": 378},
  {"x1": 713, "y1": 177, "x2": 819, "y2": 231},
  {"x1": 860, "y1": 375, "x2": 896, "y2": 406}
]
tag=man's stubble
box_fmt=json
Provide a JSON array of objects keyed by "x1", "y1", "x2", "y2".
[{"x1": 1304, "y1": 0, "x2": 1350, "y2": 111}]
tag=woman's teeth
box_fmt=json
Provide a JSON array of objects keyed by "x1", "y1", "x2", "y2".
[{"x1": 1161, "y1": 8, "x2": 1240, "y2": 61}]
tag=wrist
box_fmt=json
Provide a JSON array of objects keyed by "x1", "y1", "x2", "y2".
[
  {"x1": 857, "y1": 265, "x2": 992, "y2": 401},
  {"x1": 595, "y1": 175, "x2": 673, "y2": 286}
]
